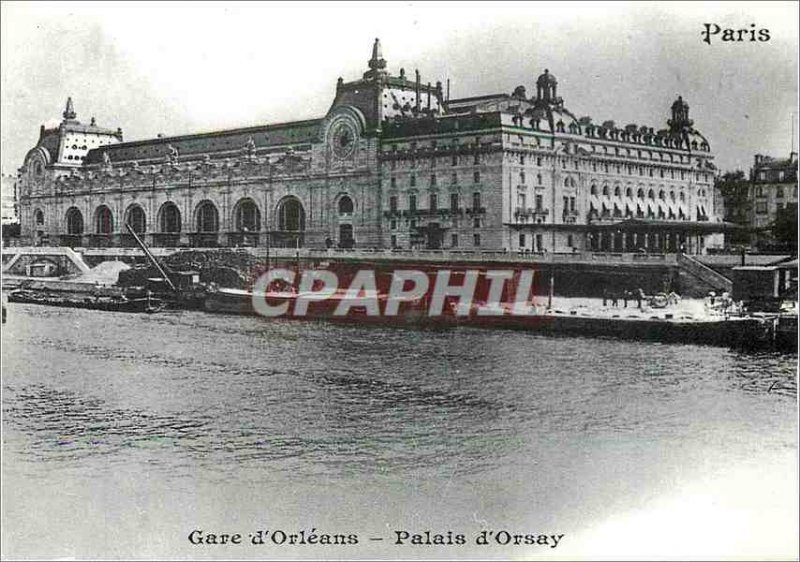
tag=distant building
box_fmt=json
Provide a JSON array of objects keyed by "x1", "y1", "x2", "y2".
[
  {"x1": 749, "y1": 152, "x2": 798, "y2": 247},
  {"x1": 17, "y1": 39, "x2": 728, "y2": 253},
  {"x1": 2, "y1": 173, "x2": 19, "y2": 225}
]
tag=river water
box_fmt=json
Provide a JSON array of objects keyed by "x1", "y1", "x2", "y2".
[{"x1": 2, "y1": 303, "x2": 797, "y2": 560}]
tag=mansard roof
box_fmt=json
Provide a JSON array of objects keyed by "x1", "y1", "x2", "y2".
[
  {"x1": 754, "y1": 156, "x2": 797, "y2": 170},
  {"x1": 85, "y1": 118, "x2": 323, "y2": 165},
  {"x1": 381, "y1": 112, "x2": 503, "y2": 139}
]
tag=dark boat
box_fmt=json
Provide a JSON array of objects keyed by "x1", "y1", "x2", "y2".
[{"x1": 7, "y1": 289, "x2": 165, "y2": 314}]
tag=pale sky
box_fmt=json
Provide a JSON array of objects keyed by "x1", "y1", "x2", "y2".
[{"x1": 1, "y1": 1, "x2": 797, "y2": 177}]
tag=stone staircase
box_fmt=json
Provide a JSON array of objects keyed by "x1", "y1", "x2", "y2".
[{"x1": 677, "y1": 253, "x2": 733, "y2": 294}]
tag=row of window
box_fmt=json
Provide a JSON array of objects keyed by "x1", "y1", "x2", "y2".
[
  {"x1": 60, "y1": 199, "x2": 267, "y2": 235},
  {"x1": 389, "y1": 192, "x2": 482, "y2": 213},
  {"x1": 516, "y1": 193, "x2": 551, "y2": 212},
  {"x1": 518, "y1": 233, "x2": 562, "y2": 251},
  {"x1": 755, "y1": 185, "x2": 798, "y2": 198},
  {"x1": 588, "y1": 202, "x2": 689, "y2": 221},
  {"x1": 389, "y1": 216, "x2": 483, "y2": 230},
  {"x1": 390, "y1": 171, "x2": 482, "y2": 188},
  {"x1": 755, "y1": 201, "x2": 796, "y2": 215},
  {"x1": 590, "y1": 185, "x2": 692, "y2": 202},
  {"x1": 387, "y1": 153, "x2": 482, "y2": 169},
  {"x1": 389, "y1": 233, "x2": 483, "y2": 248}
]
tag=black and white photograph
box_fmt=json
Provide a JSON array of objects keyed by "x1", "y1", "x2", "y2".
[{"x1": 1, "y1": 1, "x2": 798, "y2": 559}]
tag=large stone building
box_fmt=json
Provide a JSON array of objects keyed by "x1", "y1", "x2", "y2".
[
  {"x1": 17, "y1": 39, "x2": 727, "y2": 253},
  {"x1": 2, "y1": 173, "x2": 19, "y2": 226},
  {"x1": 748, "y1": 152, "x2": 798, "y2": 247}
]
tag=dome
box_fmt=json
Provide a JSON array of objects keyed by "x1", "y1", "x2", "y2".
[
  {"x1": 536, "y1": 69, "x2": 557, "y2": 86},
  {"x1": 671, "y1": 95, "x2": 689, "y2": 111}
]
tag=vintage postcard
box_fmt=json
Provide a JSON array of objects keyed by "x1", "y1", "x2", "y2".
[{"x1": 1, "y1": 1, "x2": 798, "y2": 560}]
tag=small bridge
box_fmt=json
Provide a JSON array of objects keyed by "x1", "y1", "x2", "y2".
[{"x1": 2, "y1": 246, "x2": 92, "y2": 277}]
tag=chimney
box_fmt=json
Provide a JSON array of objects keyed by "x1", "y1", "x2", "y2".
[{"x1": 415, "y1": 69, "x2": 421, "y2": 113}]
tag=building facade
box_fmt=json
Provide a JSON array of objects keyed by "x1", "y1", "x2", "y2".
[
  {"x1": 2, "y1": 173, "x2": 19, "y2": 226},
  {"x1": 17, "y1": 39, "x2": 727, "y2": 253},
  {"x1": 749, "y1": 152, "x2": 798, "y2": 247}
]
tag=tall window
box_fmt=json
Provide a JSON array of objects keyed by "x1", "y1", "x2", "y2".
[
  {"x1": 389, "y1": 196, "x2": 398, "y2": 212},
  {"x1": 535, "y1": 194, "x2": 543, "y2": 211},
  {"x1": 409, "y1": 194, "x2": 417, "y2": 212},
  {"x1": 66, "y1": 208, "x2": 84, "y2": 235},
  {"x1": 473, "y1": 233, "x2": 481, "y2": 247},
  {"x1": 430, "y1": 174, "x2": 437, "y2": 187},
  {"x1": 196, "y1": 202, "x2": 219, "y2": 232},
  {"x1": 159, "y1": 203, "x2": 181, "y2": 233},
  {"x1": 450, "y1": 193, "x2": 459, "y2": 212},
  {"x1": 429, "y1": 192, "x2": 438, "y2": 211},
  {"x1": 95, "y1": 206, "x2": 113, "y2": 234},
  {"x1": 410, "y1": 174, "x2": 416, "y2": 187},
  {"x1": 338, "y1": 195, "x2": 354, "y2": 215},
  {"x1": 473, "y1": 171, "x2": 480, "y2": 183},
  {"x1": 472, "y1": 192, "x2": 481, "y2": 211},
  {"x1": 126, "y1": 206, "x2": 146, "y2": 234}
]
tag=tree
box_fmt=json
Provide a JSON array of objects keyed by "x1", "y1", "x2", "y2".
[
  {"x1": 715, "y1": 170, "x2": 751, "y2": 245},
  {"x1": 772, "y1": 203, "x2": 798, "y2": 252}
]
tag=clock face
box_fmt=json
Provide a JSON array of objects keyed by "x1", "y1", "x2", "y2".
[{"x1": 331, "y1": 121, "x2": 357, "y2": 160}]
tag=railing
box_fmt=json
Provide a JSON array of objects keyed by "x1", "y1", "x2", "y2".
[
  {"x1": 189, "y1": 233, "x2": 220, "y2": 248},
  {"x1": 86, "y1": 234, "x2": 113, "y2": 248},
  {"x1": 228, "y1": 232, "x2": 260, "y2": 247},
  {"x1": 59, "y1": 235, "x2": 83, "y2": 248},
  {"x1": 151, "y1": 233, "x2": 181, "y2": 247},
  {"x1": 677, "y1": 252, "x2": 733, "y2": 292}
]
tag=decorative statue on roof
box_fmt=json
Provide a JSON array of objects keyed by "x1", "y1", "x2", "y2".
[
  {"x1": 102, "y1": 151, "x2": 112, "y2": 168},
  {"x1": 244, "y1": 136, "x2": 256, "y2": 158},
  {"x1": 166, "y1": 144, "x2": 179, "y2": 164}
]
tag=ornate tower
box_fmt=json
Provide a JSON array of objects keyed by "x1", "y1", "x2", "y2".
[
  {"x1": 62, "y1": 97, "x2": 77, "y2": 122},
  {"x1": 536, "y1": 69, "x2": 558, "y2": 104},
  {"x1": 668, "y1": 95, "x2": 693, "y2": 131},
  {"x1": 363, "y1": 37, "x2": 387, "y2": 80}
]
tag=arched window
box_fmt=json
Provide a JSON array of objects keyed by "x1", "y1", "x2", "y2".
[
  {"x1": 338, "y1": 195, "x2": 354, "y2": 215},
  {"x1": 614, "y1": 186, "x2": 620, "y2": 197},
  {"x1": 680, "y1": 192, "x2": 685, "y2": 202},
  {"x1": 159, "y1": 202, "x2": 181, "y2": 233},
  {"x1": 34, "y1": 209, "x2": 44, "y2": 225},
  {"x1": 125, "y1": 205, "x2": 146, "y2": 234},
  {"x1": 625, "y1": 187, "x2": 632, "y2": 198},
  {"x1": 648, "y1": 189, "x2": 655, "y2": 200},
  {"x1": 590, "y1": 184, "x2": 597, "y2": 195},
  {"x1": 637, "y1": 188, "x2": 644, "y2": 199},
  {"x1": 95, "y1": 205, "x2": 113, "y2": 234},
  {"x1": 195, "y1": 201, "x2": 219, "y2": 232},
  {"x1": 277, "y1": 197, "x2": 305, "y2": 232},
  {"x1": 234, "y1": 199, "x2": 261, "y2": 232},
  {"x1": 66, "y1": 207, "x2": 83, "y2": 234},
  {"x1": 602, "y1": 184, "x2": 609, "y2": 196}
]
